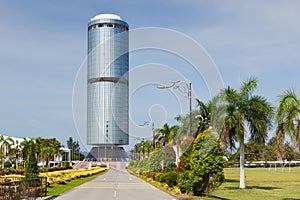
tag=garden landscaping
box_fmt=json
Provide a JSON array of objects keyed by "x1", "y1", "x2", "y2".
[
  {"x1": 0, "y1": 167, "x2": 107, "y2": 198},
  {"x1": 128, "y1": 130, "x2": 225, "y2": 197},
  {"x1": 46, "y1": 167, "x2": 107, "y2": 197},
  {"x1": 131, "y1": 167, "x2": 300, "y2": 200}
]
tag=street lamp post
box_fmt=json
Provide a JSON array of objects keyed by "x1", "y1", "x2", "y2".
[
  {"x1": 138, "y1": 121, "x2": 155, "y2": 149},
  {"x1": 157, "y1": 80, "x2": 192, "y2": 137}
]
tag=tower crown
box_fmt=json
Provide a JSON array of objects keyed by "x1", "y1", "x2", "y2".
[{"x1": 90, "y1": 14, "x2": 122, "y2": 21}]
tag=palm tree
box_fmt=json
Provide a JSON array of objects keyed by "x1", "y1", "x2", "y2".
[
  {"x1": 276, "y1": 89, "x2": 300, "y2": 161},
  {"x1": 0, "y1": 135, "x2": 5, "y2": 168},
  {"x1": 51, "y1": 139, "x2": 62, "y2": 162},
  {"x1": 221, "y1": 77, "x2": 273, "y2": 189},
  {"x1": 195, "y1": 99, "x2": 212, "y2": 135},
  {"x1": 20, "y1": 138, "x2": 31, "y2": 164},
  {"x1": 20, "y1": 138, "x2": 39, "y2": 178},
  {"x1": 153, "y1": 133, "x2": 161, "y2": 148},
  {"x1": 39, "y1": 138, "x2": 61, "y2": 167},
  {"x1": 133, "y1": 143, "x2": 142, "y2": 160},
  {"x1": 156, "y1": 123, "x2": 179, "y2": 147},
  {"x1": 143, "y1": 140, "x2": 153, "y2": 158},
  {"x1": 35, "y1": 137, "x2": 44, "y2": 165},
  {"x1": 0, "y1": 136, "x2": 14, "y2": 168}
]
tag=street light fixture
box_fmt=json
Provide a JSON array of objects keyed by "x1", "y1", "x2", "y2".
[
  {"x1": 157, "y1": 80, "x2": 192, "y2": 137},
  {"x1": 137, "y1": 121, "x2": 155, "y2": 149}
]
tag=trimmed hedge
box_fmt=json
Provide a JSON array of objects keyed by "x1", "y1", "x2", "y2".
[{"x1": 40, "y1": 167, "x2": 106, "y2": 185}]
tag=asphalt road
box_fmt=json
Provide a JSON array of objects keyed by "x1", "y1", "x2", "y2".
[{"x1": 54, "y1": 169, "x2": 177, "y2": 200}]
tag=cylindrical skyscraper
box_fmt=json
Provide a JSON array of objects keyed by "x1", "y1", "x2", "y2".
[{"x1": 87, "y1": 14, "x2": 129, "y2": 146}]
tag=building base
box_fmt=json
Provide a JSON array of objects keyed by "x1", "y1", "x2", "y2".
[{"x1": 85, "y1": 145, "x2": 128, "y2": 162}]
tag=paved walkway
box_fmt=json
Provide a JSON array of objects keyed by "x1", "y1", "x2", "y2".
[{"x1": 54, "y1": 169, "x2": 176, "y2": 200}]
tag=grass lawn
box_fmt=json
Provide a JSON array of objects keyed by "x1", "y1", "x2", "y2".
[
  {"x1": 47, "y1": 170, "x2": 107, "y2": 197},
  {"x1": 209, "y1": 167, "x2": 300, "y2": 200}
]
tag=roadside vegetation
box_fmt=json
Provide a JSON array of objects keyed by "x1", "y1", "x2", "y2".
[
  {"x1": 129, "y1": 77, "x2": 300, "y2": 198},
  {"x1": 0, "y1": 135, "x2": 95, "y2": 198},
  {"x1": 46, "y1": 167, "x2": 107, "y2": 197},
  {"x1": 40, "y1": 167, "x2": 106, "y2": 185}
]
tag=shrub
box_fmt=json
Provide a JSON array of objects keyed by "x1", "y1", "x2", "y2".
[
  {"x1": 146, "y1": 172, "x2": 155, "y2": 180},
  {"x1": 163, "y1": 163, "x2": 177, "y2": 173},
  {"x1": 129, "y1": 160, "x2": 138, "y2": 168},
  {"x1": 147, "y1": 149, "x2": 164, "y2": 172},
  {"x1": 163, "y1": 145, "x2": 176, "y2": 167},
  {"x1": 179, "y1": 170, "x2": 193, "y2": 194},
  {"x1": 155, "y1": 173, "x2": 165, "y2": 183},
  {"x1": 178, "y1": 129, "x2": 225, "y2": 196},
  {"x1": 4, "y1": 161, "x2": 12, "y2": 169},
  {"x1": 137, "y1": 159, "x2": 147, "y2": 169},
  {"x1": 40, "y1": 167, "x2": 106, "y2": 185},
  {"x1": 164, "y1": 171, "x2": 177, "y2": 188},
  {"x1": 15, "y1": 169, "x2": 25, "y2": 175}
]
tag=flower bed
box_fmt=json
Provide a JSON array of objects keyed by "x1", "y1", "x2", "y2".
[{"x1": 40, "y1": 167, "x2": 106, "y2": 185}]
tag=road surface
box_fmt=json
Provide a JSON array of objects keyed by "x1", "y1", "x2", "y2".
[{"x1": 54, "y1": 169, "x2": 177, "y2": 200}]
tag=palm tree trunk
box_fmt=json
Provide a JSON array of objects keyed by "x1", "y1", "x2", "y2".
[
  {"x1": 276, "y1": 129, "x2": 284, "y2": 162},
  {"x1": 239, "y1": 139, "x2": 246, "y2": 189}
]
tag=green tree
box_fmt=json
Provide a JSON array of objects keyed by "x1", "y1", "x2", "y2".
[
  {"x1": 275, "y1": 89, "x2": 300, "y2": 161},
  {"x1": 21, "y1": 139, "x2": 39, "y2": 178},
  {"x1": 145, "y1": 146, "x2": 176, "y2": 171},
  {"x1": 67, "y1": 137, "x2": 80, "y2": 152},
  {"x1": 156, "y1": 123, "x2": 179, "y2": 147},
  {"x1": 244, "y1": 141, "x2": 264, "y2": 163},
  {"x1": 143, "y1": 140, "x2": 153, "y2": 158},
  {"x1": 195, "y1": 99, "x2": 212, "y2": 135},
  {"x1": 133, "y1": 143, "x2": 142, "y2": 160},
  {"x1": 178, "y1": 129, "x2": 224, "y2": 196},
  {"x1": 33, "y1": 138, "x2": 61, "y2": 167},
  {"x1": 221, "y1": 77, "x2": 273, "y2": 189},
  {"x1": 0, "y1": 135, "x2": 14, "y2": 169},
  {"x1": 147, "y1": 148, "x2": 164, "y2": 171},
  {"x1": 11, "y1": 140, "x2": 21, "y2": 169},
  {"x1": 176, "y1": 110, "x2": 201, "y2": 139},
  {"x1": 67, "y1": 137, "x2": 83, "y2": 160}
]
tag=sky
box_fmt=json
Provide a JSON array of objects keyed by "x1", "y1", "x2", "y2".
[{"x1": 0, "y1": 0, "x2": 299, "y2": 151}]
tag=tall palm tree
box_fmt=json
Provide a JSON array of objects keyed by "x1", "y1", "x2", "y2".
[
  {"x1": 35, "y1": 137, "x2": 44, "y2": 164},
  {"x1": 0, "y1": 135, "x2": 5, "y2": 168},
  {"x1": 221, "y1": 77, "x2": 273, "y2": 189},
  {"x1": 0, "y1": 136, "x2": 14, "y2": 168},
  {"x1": 276, "y1": 89, "x2": 300, "y2": 161},
  {"x1": 20, "y1": 138, "x2": 31, "y2": 164},
  {"x1": 156, "y1": 123, "x2": 179, "y2": 147},
  {"x1": 51, "y1": 138, "x2": 62, "y2": 162}
]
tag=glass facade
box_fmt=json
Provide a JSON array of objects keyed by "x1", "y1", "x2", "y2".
[{"x1": 87, "y1": 15, "x2": 129, "y2": 145}]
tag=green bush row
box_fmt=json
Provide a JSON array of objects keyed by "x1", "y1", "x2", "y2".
[{"x1": 129, "y1": 129, "x2": 225, "y2": 197}]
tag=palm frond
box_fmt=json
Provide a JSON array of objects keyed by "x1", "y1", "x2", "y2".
[
  {"x1": 245, "y1": 95, "x2": 273, "y2": 144},
  {"x1": 239, "y1": 77, "x2": 257, "y2": 99}
]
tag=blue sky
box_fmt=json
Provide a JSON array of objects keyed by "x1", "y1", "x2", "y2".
[{"x1": 0, "y1": 0, "x2": 299, "y2": 151}]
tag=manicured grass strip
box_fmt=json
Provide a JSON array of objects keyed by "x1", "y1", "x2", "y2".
[
  {"x1": 209, "y1": 167, "x2": 300, "y2": 200},
  {"x1": 47, "y1": 170, "x2": 107, "y2": 197}
]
